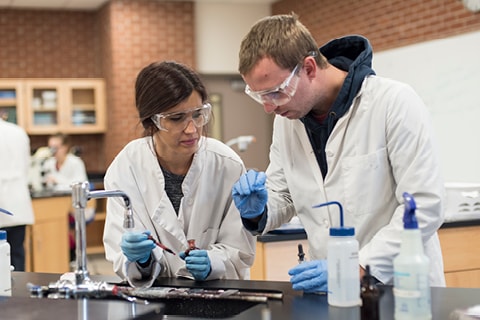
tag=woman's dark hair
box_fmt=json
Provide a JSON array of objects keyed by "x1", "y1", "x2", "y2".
[{"x1": 135, "y1": 61, "x2": 208, "y2": 136}]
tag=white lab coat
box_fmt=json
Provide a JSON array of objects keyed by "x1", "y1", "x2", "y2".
[
  {"x1": 263, "y1": 76, "x2": 446, "y2": 286},
  {"x1": 0, "y1": 119, "x2": 34, "y2": 227},
  {"x1": 43, "y1": 153, "x2": 88, "y2": 191},
  {"x1": 103, "y1": 136, "x2": 256, "y2": 288}
]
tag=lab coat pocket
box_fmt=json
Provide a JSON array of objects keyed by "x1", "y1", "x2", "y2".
[{"x1": 341, "y1": 148, "x2": 394, "y2": 216}]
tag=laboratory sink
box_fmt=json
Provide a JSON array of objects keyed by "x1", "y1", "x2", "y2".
[
  {"x1": 121, "y1": 285, "x2": 282, "y2": 318},
  {"x1": 158, "y1": 297, "x2": 259, "y2": 318}
]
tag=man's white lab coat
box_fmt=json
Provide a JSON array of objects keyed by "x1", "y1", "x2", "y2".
[{"x1": 263, "y1": 76, "x2": 446, "y2": 286}]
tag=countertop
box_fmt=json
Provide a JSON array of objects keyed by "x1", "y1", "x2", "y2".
[
  {"x1": 6, "y1": 271, "x2": 480, "y2": 319},
  {"x1": 260, "y1": 218, "x2": 480, "y2": 242}
]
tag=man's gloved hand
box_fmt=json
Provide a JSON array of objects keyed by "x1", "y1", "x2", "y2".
[
  {"x1": 179, "y1": 250, "x2": 211, "y2": 281},
  {"x1": 288, "y1": 259, "x2": 328, "y2": 293},
  {"x1": 231, "y1": 170, "x2": 268, "y2": 219},
  {"x1": 120, "y1": 231, "x2": 155, "y2": 264}
]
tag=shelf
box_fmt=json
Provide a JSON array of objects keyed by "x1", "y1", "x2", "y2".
[
  {"x1": 86, "y1": 246, "x2": 105, "y2": 255},
  {"x1": 95, "y1": 212, "x2": 106, "y2": 221},
  {"x1": 72, "y1": 103, "x2": 96, "y2": 110},
  {"x1": 0, "y1": 98, "x2": 16, "y2": 106}
]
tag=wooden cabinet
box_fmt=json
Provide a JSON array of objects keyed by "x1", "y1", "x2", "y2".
[
  {"x1": 252, "y1": 225, "x2": 480, "y2": 287},
  {"x1": 24, "y1": 79, "x2": 106, "y2": 134},
  {"x1": 251, "y1": 237, "x2": 309, "y2": 281},
  {"x1": 86, "y1": 198, "x2": 107, "y2": 255},
  {"x1": 26, "y1": 196, "x2": 71, "y2": 273},
  {"x1": 0, "y1": 79, "x2": 106, "y2": 134},
  {"x1": 25, "y1": 195, "x2": 108, "y2": 273},
  {"x1": 438, "y1": 224, "x2": 480, "y2": 288},
  {"x1": 0, "y1": 80, "x2": 26, "y2": 127}
]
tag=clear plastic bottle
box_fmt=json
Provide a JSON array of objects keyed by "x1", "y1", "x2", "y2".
[
  {"x1": 314, "y1": 200, "x2": 360, "y2": 307},
  {"x1": 393, "y1": 192, "x2": 431, "y2": 320},
  {"x1": 0, "y1": 230, "x2": 12, "y2": 297},
  {"x1": 327, "y1": 225, "x2": 360, "y2": 307}
]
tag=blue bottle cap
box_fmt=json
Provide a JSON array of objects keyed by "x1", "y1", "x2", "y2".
[
  {"x1": 0, "y1": 230, "x2": 6, "y2": 241},
  {"x1": 329, "y1": 226, "x2": 355, "y2": 236}
]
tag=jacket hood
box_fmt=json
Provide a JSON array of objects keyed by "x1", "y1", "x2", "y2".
[{"x1": 320, "y1": 35, "x2": 374, "y2": 73}]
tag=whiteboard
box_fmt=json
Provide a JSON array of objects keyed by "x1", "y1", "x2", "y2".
[{"x1": 372, "y1": 31, "x2": 480, "y2": 183}]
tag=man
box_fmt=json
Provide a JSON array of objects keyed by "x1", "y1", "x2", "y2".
[
  {"x1": 0, "y1": 114, "x2": 34, "y2": 271},
  {"x1": 231, "y1": 13, "x2": 445, "y2": 292}
]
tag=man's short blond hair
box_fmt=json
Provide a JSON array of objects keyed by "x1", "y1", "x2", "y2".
[{"x1": 238, "y1": 13, "x2": 327, "y2": 76}]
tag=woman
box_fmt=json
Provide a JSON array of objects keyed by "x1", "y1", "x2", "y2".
[
  {"x1": 103, "y1": 61, "x2": 256, "y2": 288},
  {"x1": 43, "y1": 133, "x2": 88, "y2": 192}
]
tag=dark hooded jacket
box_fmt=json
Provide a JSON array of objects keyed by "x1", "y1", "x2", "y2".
[{"x1": 301, "y1": 35, "x2": 376, "y2": 178}]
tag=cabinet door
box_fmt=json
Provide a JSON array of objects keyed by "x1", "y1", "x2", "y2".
[
  {"x1": 23, "y1": 79, "x2": 107, "y2": 135},
  {"x1": 24, "y1": 80, "x2": 66, "y2": 134},
  {"x1": 0, "y1": 80, "x2": 26, "y2": 128},
  {"x1": 64, "y1": 79, "x2": 106, "y2": 134}
]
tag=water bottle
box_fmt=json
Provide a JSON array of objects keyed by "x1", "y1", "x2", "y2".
[
  {"x1": 0, "y1": 230, "x2": 12, "y2": 296},
  {"x1": 394, "y1": 192, "x2": 431, "y2": 319},
  {"x1": 314, "y1": 201, "x2": 361, "y2": 307}
]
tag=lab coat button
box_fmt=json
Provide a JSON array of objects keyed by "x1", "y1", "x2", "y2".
[
  {"x1": 187, "y1": 198, "x2": 193, "y2": 205},
  {"x1": 326, "y1": 150, "x2": 334, "y2": 157},
  {"x1": 323, "y1": 219, "x2": 329, "y2": 228}
]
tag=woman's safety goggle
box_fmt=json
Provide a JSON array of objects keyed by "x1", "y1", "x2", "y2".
[{"x1": 151, "y1": 103, "x2": 212, "y2": 132}]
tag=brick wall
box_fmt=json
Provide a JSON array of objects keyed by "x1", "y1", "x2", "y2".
[
  {"x1": 0, "y1": 9, "x2": 104, "y2": 172},
  {"x1": 0, "y1": 0, "x2": 195, "y2": 173},
  {"x1": 2, "y1": 0, "x2": 479, "y2": 174},
  {"x1": 99, "y1": 0, "x2": 195, "y2": 169},
  {"x1": 272, "y1": 0, "x2": 480, "y2": 52}
]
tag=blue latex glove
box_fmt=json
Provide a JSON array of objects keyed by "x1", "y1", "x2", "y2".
[
  {"x1": 179, "y1": 249, "x2": 211, "y2": 281},
  {"x1": 231, "y1": 169, "x2": 268, "y2": 219},
  {"x1": 288, "y1": 259, "x2": 328, "y2": 293},
  {"x1": 120, "y1": 231, "x2": 155, "y2": 263}
]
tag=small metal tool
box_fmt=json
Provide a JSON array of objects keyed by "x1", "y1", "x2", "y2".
[{"x1": 297, "y1": 244, "x2": 305, "y2": 263}]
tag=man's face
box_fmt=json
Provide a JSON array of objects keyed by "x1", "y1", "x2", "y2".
[{"x1": 243, "y1": 56, "x2": 313, "y2": 120}]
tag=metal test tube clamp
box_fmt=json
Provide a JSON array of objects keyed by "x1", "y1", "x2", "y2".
[{"x1": 71, "y1": 181, "x2": 134, "y2": 285}]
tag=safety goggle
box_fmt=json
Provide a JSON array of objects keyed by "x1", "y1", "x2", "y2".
[
  {"x1": 244, "y1": 51, "x2": 318, "y2": 106},
  {"x1": 151, "y1": 103, "x2": 212, "y2": 132}
]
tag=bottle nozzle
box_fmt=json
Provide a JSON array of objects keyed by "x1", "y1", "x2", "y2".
[
  {"x1": 313, "y1": 201, "x2": 344, "y2": 227},
  {"x1": 402, "y1": 192, "x2": 418, "y2": 229}
]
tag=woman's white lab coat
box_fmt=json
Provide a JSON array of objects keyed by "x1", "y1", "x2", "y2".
[
  {"x1": 0, "y1": 119, "x2": 34, "y2": 227},
  {"x1": 263, "y1": 76, "x2": 446, "y2": 286},
  {"x1": 43, "y1": 154, "x2": 88, "y2": 191},
  {"x1": 103, "y1": 136, "x2": 256, "y2": 288}
]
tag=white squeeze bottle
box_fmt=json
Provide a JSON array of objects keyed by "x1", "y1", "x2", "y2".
[
  {"x1": 314, "y1": 201, "x2": 360, "y2": 307},
  {"x1": 393, "y1": 192, "x2": 431, "y2": 319},
  {"x1": 0, "y1": 230, "x2": 12, "y2": 297}
]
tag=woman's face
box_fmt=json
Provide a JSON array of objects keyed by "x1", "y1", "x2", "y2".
[{"x1": 154, "y1": 91, "x2": 204, "y2": 159}]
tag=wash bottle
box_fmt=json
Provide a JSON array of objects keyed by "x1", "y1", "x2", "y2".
[
  {"x1": 313, "y1": 201, "x2": 360, "y2": 307},
  {"x1": 0, "y1": 230, "x2": 12, "y2": 297},
  {"x1": 393, "y1": 192, "x2": 431, "y2": 319}
]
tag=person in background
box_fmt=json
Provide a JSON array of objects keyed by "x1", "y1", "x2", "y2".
[
  {"x1": 43, "y1": 132, "x2": 88, "y2": 191},
  {"x1": 103, "y1": 61, "x2": 256, "y2": 288},
  {"x1": 42, "y1": 132, "x2": 88, "y2": 262},
  {"x1": 0, "y1": 114, "x2": 35, "y2": 271},
  {"x1": 231, "y1": 13, "x2": 446, "y2": 293}
]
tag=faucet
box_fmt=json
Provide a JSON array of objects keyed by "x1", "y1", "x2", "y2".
[
  {"x1": 28, "y1": 181, "x2": 146, "y2": 302},
  {"x1": 71, "y1": 181, "x2": 134, "y2": 285}
]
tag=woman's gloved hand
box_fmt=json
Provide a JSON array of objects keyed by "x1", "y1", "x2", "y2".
[
  {"x1": 288, "y1": 259, "x2": 328, "y2": 293},
  {"x1": 120, "y1": 231, "x2": 155, "y2": 263},
  {"x1": 231, "y1": 169, "x2": 268, "y2": 219},
  {"x1": 179, "y1": 249, "x2": 211, "y2": 281}
]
